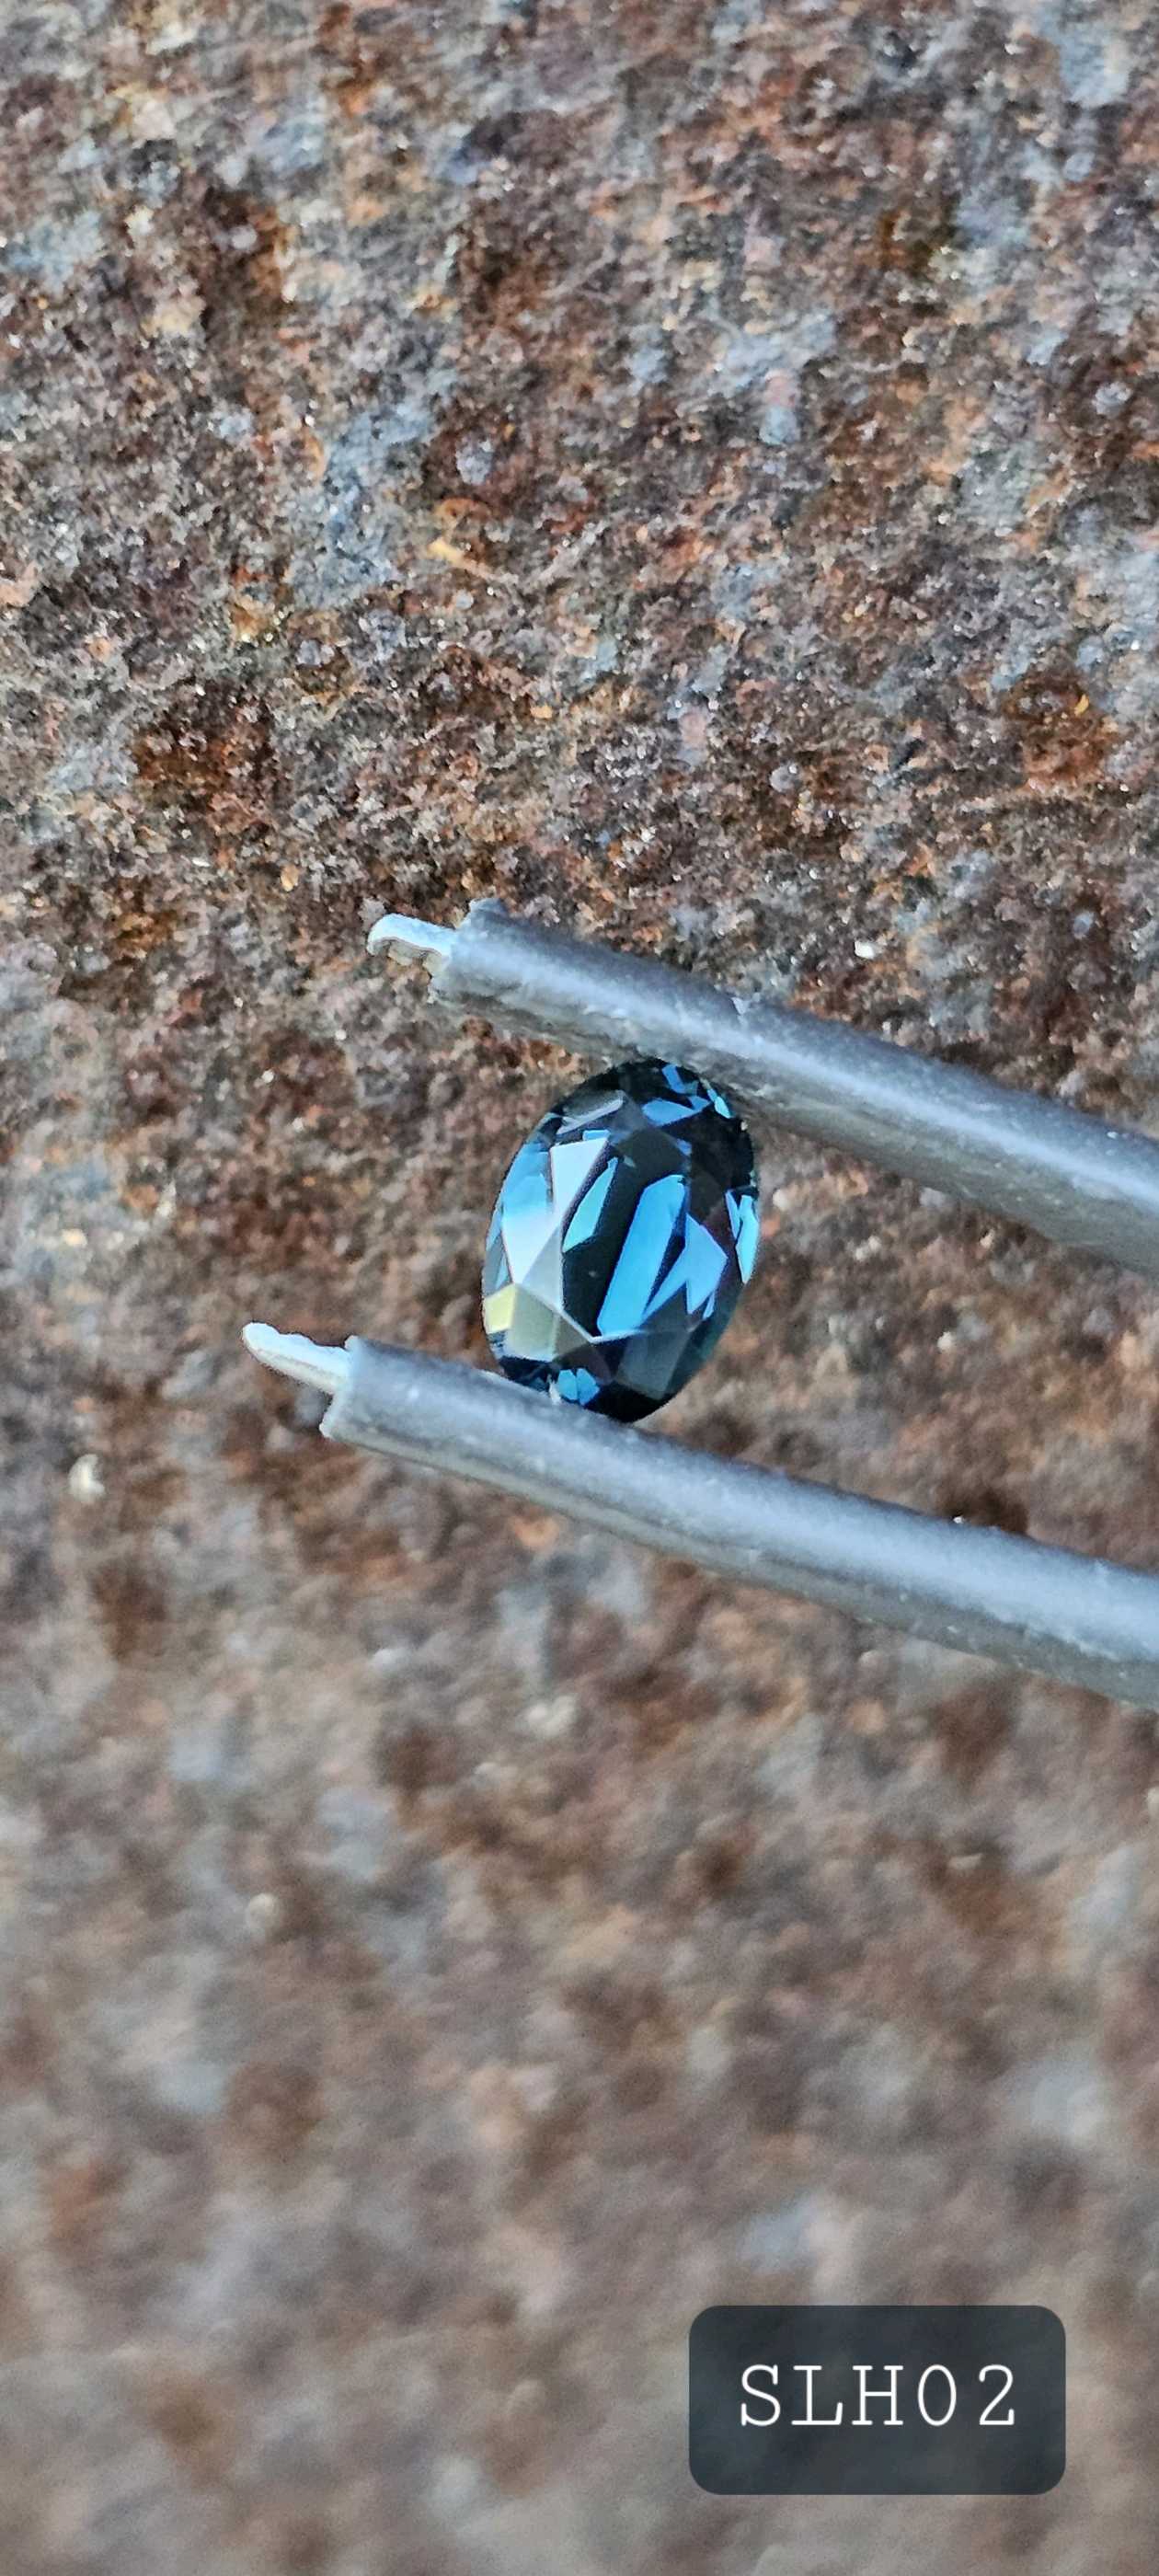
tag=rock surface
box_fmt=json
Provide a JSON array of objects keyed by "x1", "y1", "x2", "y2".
[{"x1": 6, "y1": 2, "x2": 1159, "y2": 2569}]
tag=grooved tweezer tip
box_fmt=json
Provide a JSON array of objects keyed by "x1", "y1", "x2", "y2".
[
  {"x1": 243, "y1": 1322, "x2": 350, "y2": 1397},
  {"x1": 366, "y1": 913, "x2": 456, "y2": 964}
]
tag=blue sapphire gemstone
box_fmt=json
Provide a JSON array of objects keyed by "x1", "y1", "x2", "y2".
[{"x1": 482, "y1": 1059, "x2": 759, "y2": 1421}]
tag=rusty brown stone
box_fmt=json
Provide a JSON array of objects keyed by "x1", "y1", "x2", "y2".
[{"x1": 6, "y1": 2, "x2": 1159, "y2": 2568}]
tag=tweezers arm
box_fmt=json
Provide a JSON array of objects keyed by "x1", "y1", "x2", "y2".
[
  {"x1": 427, "y1": 901, "x2": 1159, "y2": 1281},
  {"x1": 319, "y1": 1340, "x2": 1159, "y2": 1711}
]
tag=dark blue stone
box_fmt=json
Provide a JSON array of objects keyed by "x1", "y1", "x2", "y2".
[{"x1": 482, "y1": 1059, "x2": 760, "y2": 1421}]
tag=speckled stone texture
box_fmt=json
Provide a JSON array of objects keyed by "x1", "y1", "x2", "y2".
[{"x1": 6, "y1": 2, "x2": 1159, "y2": 2570}]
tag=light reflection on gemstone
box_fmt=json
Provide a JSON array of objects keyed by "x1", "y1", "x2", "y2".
[{"x1": 481, "y1": 1058, "x2": 760, "y2": 1422}]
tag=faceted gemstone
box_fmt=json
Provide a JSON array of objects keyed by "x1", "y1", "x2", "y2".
[{"x1": 482, "y1": 1058, "x2": 760, "y2": 1422}]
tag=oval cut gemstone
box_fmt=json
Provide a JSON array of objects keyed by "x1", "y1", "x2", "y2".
[{"x1": 482, "y1": 1059, "x2": 759, "y2": 1421}]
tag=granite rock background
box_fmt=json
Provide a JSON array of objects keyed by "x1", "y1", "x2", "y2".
[{"x1": 6, "y1": 1, "x2": 1159, "y2": 2568}]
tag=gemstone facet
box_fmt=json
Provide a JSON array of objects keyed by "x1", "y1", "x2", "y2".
[{"x1": 482, "y1": 1059, "x2": 759, "y2": 1421}]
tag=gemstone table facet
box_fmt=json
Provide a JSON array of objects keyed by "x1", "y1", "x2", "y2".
[{"x1": 482, "y1": 1059, "x2": 760, "y2": 1420}]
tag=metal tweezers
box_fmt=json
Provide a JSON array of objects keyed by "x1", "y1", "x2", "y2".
[{"x1": 245, "y1": 902, "x2": 1159, "y2": 1711}]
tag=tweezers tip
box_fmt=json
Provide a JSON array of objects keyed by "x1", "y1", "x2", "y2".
[
  {"x1": 366, "y1": 912, "x2": 456, "y2": 964},
  {"x1": 243, "y1": 1322, "x2": 350, "y2": 1397}
]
